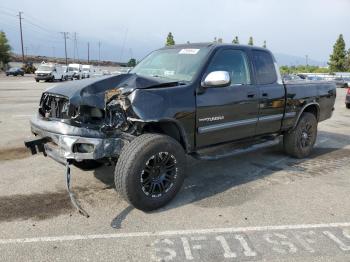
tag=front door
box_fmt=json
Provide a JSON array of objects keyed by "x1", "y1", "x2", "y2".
[{"x1": 196, "y1": 48, "x2": 259, "y2": 148}]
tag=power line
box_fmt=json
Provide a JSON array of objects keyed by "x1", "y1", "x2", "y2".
[{"x1": 0, "y1": 10, "x2": 17, "y2": 18}]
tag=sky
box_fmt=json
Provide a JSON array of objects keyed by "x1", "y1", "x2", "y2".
[{"x1": 0, "y1": 0, "x2": 349, "y2": 64}]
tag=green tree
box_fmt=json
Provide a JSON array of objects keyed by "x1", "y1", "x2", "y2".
[
  {"x1": 0, "y1": 31, "x2": 11, "y2": 70},
  {"x1": 232, "y1": 36, "x2": 239, "y2": 44},
  {"x1": 248, "y1": 36, "x2": 254, "y2": 46},
  {"x1": 279, "y1": 65, "x2": 331, "y2": 74},
  {"x1": 127, "y1": 58, "x2": 136, "y2": 67},
  {"x1": 328, "y1": 34, "x2": 347, "y2": 72},
  {"x1": 263, "y1": 40, "x2": 267, "y2": 48},
  {"x1": 166, "y1": 32, "x2": 175, "y2": 46},
  {"x1": 345, "y1": 48, "x2": 350, "y2": 71}
]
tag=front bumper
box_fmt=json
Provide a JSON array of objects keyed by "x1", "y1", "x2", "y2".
[
  {"x1": 35, "y1": 75, "x2": 52, "y2": 80},
  {"x1": 25, "y1": 114, "x2": 129, "y2": 164}
]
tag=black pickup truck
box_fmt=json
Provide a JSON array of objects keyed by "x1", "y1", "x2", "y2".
[{"x1": 25, "y1": 43, "x2": 336, "y2": 212}]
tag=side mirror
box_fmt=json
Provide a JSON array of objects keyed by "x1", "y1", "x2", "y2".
[{"x1": 202, "y1": 71, "x2": 230, "y2": 88}]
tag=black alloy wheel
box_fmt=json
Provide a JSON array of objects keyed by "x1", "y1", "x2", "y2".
[{"x1": 140, "y1": 152, "x2": 177, "y2": 198}]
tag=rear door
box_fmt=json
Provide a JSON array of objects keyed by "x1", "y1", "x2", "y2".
[
  {"x1": 196, "y1": 48, "x2": 259, "y2": 148},
  {"x1": 252, "y1": 50, "x2": 286, "y2": 135}
]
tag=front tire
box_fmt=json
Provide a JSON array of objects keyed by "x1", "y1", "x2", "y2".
[
  {"x1": 346, "y1": 104, "x2": 350, "y2": 109},
  {"x1": 283, "y1": 112, "x2": 318, "y2": 158},
  {"x1": 115, "y1": 134, "x2": 186, "y2": 211}
]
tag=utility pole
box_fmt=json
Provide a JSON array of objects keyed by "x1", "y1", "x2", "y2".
[
  {"x1": 72, "y1": 32, "x2": 79, "y2": 62},
  {"x1": 98, "y1": 41, "x2": 101, "y2": 65},
  {"x1": 18, "y1": 11, "x2": 25, "y2": 63},
  {"x1": 305, "y1": 55, "x2": 309, "y2": 68},
  {"x1": 87, "y1": 42, "x2": 90, "y2": 64},
  {"x1": 60, "y1": 32, "x2": 69, "y2": 65}
]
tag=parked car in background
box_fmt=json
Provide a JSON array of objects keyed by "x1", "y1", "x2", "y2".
[
  {"x1": 346, "y1": 88, "x2": 350, "y2": 109},
  {"x1": 283, "y1": 74, "x2": 303, "y2": 81},
  {"x1": 6, "y1": 67, "x2": 24, "y2": 76},
  {"x1": 82, "y1": 65, "x2": 94, "y2": 78},
  {"x1": 62, "y1": 66, "x2": 74, "y2": 80},
  {"x1": 102, "y1": 70, "x2": 111, "y2": 75},
  {"x1": 68, "y1": 63, "x2": 83, "y2": 79},
  {"x1": 307, "y1": 76, "x2": 323, "y2": 81},
  {"x1": 34, "y1": 62, "x2": 64, "y2": 82},
  {"x1": 112, "y1": 67, "x2": 132, "y2": 75},
  {"x1": 334, "y1": 77, "x2": 350, "y2": 88}
]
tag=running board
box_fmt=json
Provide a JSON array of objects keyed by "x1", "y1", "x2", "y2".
[{"x1": 192, "y1": 136, "x2": 281, "y2": 161}]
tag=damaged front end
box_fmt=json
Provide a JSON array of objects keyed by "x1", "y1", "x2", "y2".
[
  {"x1": 25, "y1": 89, "x2": 139, "y2": 165},
  {"x1": 24, "y1": 74, "x2": 176, "y2": 216},
  {"x1": 25, "y1": 73, "x2": 183, "y2": 163}
]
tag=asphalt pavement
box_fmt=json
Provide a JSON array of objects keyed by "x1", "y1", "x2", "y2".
[{"x1": 0, "y1": 74, "x2": 349, "y2": 261}]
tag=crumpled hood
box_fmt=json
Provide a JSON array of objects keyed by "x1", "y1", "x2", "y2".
[{"x1": 45, "y1": 74, "x2": 179, "y2": 109}]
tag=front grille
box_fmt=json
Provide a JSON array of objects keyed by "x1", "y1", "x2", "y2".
[
  {"x1": 37, "y1": 73, "x2": 48, "y2": 77},
  {"x1": 39, "y1": 93, "x2": 72, "y2": 119}
]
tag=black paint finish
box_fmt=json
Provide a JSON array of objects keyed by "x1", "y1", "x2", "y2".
[{"x1": 41, "y1": 44, "x2": 336, "y2": 154}]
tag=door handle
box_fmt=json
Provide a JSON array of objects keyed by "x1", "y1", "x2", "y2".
[
  {"x1": 247, "y1": 93, "x2": 255, "y2": 98},
  {"x1": 262, "y1": 93, "x2": 268, "y2": 97}
]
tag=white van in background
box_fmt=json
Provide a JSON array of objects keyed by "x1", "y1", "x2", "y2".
[
  {"x1": 62, "y1": 65, "x2": 74, "y2": 80},
  {"x1": 82, "y1": 65, "x2": 94, "y2": 78},
  {"x1": 34, "y1": 62, "x2": 64, "y2": 82},
  {"x1": 68, "y1": 63, "x2": 83, "y2": 80}
]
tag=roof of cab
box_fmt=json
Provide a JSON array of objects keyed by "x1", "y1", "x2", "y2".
[{"x1": 160, "y1": 42, "x2": 268, "y2": 51}]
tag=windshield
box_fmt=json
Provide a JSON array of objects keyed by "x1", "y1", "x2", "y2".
[
  {"x1": 68, "y1": 67, "x2": 77, "y2": 71},
  {"x1": 131, "y1": 47, "x2": 210, "y2": 82},
  {"x1": 38, "y1": 65, "x2": 54, "y2": 71},
  {"x1": 82, "y1": 68, "x2": 89, "y2": 71},
  {"x1": 9, "y1": 68, "x2": 18, "y2": 72}
]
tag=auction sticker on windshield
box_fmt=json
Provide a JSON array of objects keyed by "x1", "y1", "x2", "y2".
[{"x1": 179, "y1": 49, "x2": 200, "y2": 54}]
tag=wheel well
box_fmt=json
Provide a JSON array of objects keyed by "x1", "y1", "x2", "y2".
[
  {"x1": 302, "y1": 104, "x2": 319, "y2": 120},
  {"x1": 142, "y1": 122, "x2": 187, "y2": 151}
]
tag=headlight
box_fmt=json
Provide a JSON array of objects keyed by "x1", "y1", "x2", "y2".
[{"x1": 75, "y1": 105, "x2": 104, "y2": 124}]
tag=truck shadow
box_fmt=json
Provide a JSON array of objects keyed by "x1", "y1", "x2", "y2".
[{"x1": 93, "y1": 130, "x2": 350, "y2": 216}]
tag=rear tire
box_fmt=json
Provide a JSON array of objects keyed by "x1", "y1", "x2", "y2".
[
  {"x1": 346, "y1": 104, "x2": 350, "y2": 109},
  {"x1": 283, "y1": 112, "x2": 318, "y2": 158},
  {"x1": 115, "y1": 134, "x2": 186, "y2": 211}
]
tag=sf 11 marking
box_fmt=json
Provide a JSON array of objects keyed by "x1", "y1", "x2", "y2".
[{"x1": 151, "y1": 227, "x2": 350, "y2": 261}]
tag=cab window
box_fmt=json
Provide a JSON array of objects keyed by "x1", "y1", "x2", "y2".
[
  {"x1": 206, "y1": 49, "x2": 251, "y2": 85},
  {"x1": 252, "y1": 50, "x2": 277, "y2": 85}
]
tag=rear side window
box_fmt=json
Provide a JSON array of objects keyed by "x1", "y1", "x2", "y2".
[{"x1": 252, "y1": 50, "x2": 277, "y2": 85}]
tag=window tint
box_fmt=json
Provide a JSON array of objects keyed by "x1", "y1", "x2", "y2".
[
  {"x1": 252, "y1": 50, "x2": 277, "y2": 85},
  {"x1": 206, "y1": 49, "x2": 251, "y2": 85}
]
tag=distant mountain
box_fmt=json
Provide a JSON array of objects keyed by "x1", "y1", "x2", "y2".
[{"x1": 274, "y1": 53, "x2": 326, "y2": 67}]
